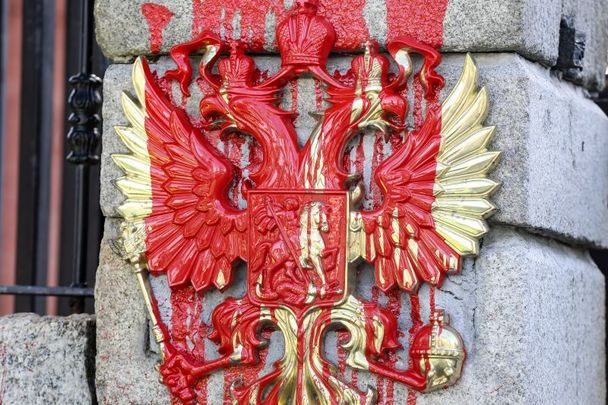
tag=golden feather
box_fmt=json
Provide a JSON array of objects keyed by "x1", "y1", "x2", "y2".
[
  {"x1": 111, "y1": 58, "x2": 152, "y2": 261},
  {"x1": 432, "y1": 54, "x2": 500, "y2": 256}
]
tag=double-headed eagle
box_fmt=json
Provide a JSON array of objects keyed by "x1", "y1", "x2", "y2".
[{"x1": 111, "y1": 1, "x2": 499, "y2": 403}]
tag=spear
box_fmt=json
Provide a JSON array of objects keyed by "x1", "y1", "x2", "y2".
[{"x1": 264, "y1": 199, "x2": 309, "y2": 282}]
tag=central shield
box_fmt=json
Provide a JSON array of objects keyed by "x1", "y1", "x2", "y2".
[{"x1": 248, "y1": 190, "x2": 349, "y2": 311}]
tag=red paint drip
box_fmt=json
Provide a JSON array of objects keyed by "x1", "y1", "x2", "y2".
[
  {"x1": 314, "y1": 79, "x2": 324, "y2": 111},
  {"x1": 413, "y1": 77, "x2": 425, "y2": 131},
  {"x1": 370, "y1": 287, "x2": 386, "y2": 403},
  {"x1": 192, "y1": 0, "x2": 285, "y2": 51},
  {"x1": 190, "y1": 0, "x2": 448, "y2": 52},
  {"x1": 191, "y1": 292, "x2": 209, "y2": 401},
  {"x1": 407, "y1": 390, "x2": 418, "y2": 405},
  {"x1": 194, "y1": 77, "x2": 218, "y2": 130},
  {"x1": 141, "y1": 3, "x2": 174, "y2": 54},
  {"x1": 248, "y1": 141, "x2": 264, "y2": 184},
  {"x1": 406, "y1": 293, "x2": 423, "y2": 405},
  {"x1": 429, "y1": 286, "x2": 436, "y2": 317},
  {"x1": 191, "y1": 0, "x2": 369, "y2": 51},
  {"x1": 169, "y1": 287, "x2": 208, "y2": 402},
  {"x1": 253, "y1": 68, "x2": 271, "y2": 86},
  {"x1": 384, "y1": 290, "x2": 402, "y2": 405},
  {"x1": 354, "y1": 137, "x2": 365, "y2": 182},
  {"x1": 290, "y1": 79, "x2": 299, "y2": 114},
  {"x1": 351, "y1": 368, "x2": 359, "y2": 390},
  {"x1": 336, "y1": 330, "x2": 349, "y2": 378},
  {"x1": 224, "y1": 133, "x2": 247, "y2": 207},
  {"x1": 370, "y1": 131, "x2": 386, "y2": 210},
  {"x1": 385, "y1": 0, "x2": 448, "y2": 49}
]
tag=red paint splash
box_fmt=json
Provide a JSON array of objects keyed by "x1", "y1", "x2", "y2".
[
  {"x1": 169, "y1": 287, "x2": 209, "y2": 402},
  {"x1": 191, "y1": 0, "x2": 369, "y2": 51},
  {"x1": 192, "y1": 0, "x2": 285, "y2": 51},
  {"x1": 386, "y1": 0, "x2": 448, "y2": 49},
  {"x1": 253, "y1": 68, "x2": 271, "y2": 85},
  {"x1": 141, "y1": 3, "x2": 175, "y2": 54},
  {"x1": 190, "y1": 0, "x2": 447, "y2": 51},
  {"x1": 318, "y1": 0, "x2": 369, "y2": 49}
]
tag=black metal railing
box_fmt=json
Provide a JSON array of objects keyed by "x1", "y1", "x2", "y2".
[
  {"x1": 0, "y1": 0, "x2": 106, "y2": 314},
  {"x1": 64, "y1": 0, "x2": 102, "y2": 313}
]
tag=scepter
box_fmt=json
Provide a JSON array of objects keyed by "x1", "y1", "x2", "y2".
[{"x1": 111, "y1": 222, "x2": 169, "y2": 362}]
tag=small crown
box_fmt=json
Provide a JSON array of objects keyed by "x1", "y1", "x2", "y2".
[
  {"x1": 410, "y1": 309, "x2": 466, "y2": 358},
  {"x1": 217, "y1": 42, "x2": 255, "y2": 86},
  {"x1": 276, "y1": 0, "x2": 335, "y2": 67},
  {"x1": 351, "y1": 41, "x2": 390, "y2": 93}
]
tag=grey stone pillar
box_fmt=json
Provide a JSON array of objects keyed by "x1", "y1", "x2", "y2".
[{"x1": 95, "y1": 1, "x2": 608, "y2": 403}]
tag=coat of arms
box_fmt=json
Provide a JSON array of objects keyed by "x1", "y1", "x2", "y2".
[{"x1": 111, "y1": 1, "x2": 499, "y2": 403}]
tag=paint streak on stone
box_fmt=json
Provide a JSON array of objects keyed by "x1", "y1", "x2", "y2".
[
  {"x1": 141, "y1": 3, "x2": 175, "y2": 54},
  {"x1": 386, "y1": 0, "x2": 449, "y2": 48},
  {"x1": 191, "y1": 0, "x2": 285, "y2": 51}
]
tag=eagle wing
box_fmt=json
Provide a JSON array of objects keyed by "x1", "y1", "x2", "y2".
[
  {"x1": 112, "y1": 57, "x2": 247, "y2": 291},
  {"x1": 350, "y1": 55, "x2": 500, "y2": 292}
]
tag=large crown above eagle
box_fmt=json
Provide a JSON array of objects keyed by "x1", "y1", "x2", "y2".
[{"x1": 276, "y1": 0, "x2": 335, "y2": 66}]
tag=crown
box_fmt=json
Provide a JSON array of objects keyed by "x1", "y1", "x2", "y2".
[
  {"x1": 276, "y1": 0, "x2": 335, "y2": 67},
  {"x1": 410, "y1": 309, "x2": 466, "y2": 358},
  {"x1": 351, "y1": 41, "x2": 390, "y2": 93},
  {"x1": 217, "y1": 42, "x2": 255, "y2": 87}
]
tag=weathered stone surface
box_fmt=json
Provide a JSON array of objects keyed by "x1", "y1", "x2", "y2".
[
  {"x1": 0, "y1": 313, "x2": 96, "y2": 404},
  {"x1": 442, "y1": 0, "x2": 560, "y2": 65},
  {"x1": 94, "y1": 0, "x2": 608, "y2": 90},
  {"x1": 100, "y1": 53, "x2": 608, "y2": 247},
  {"x1": 95, "y1": 221, "x2": 605, "y2": 403},
  {"x1": 95, "y1": 219, "x2": 170, "y2": 404},
  {"x1": 413, "y1": 227, "x2": 606, "y2": 404}
]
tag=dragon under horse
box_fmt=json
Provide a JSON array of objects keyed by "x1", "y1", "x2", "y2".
[{"x1": 111, "y1": 0, "x2": 499, "y2": 403}]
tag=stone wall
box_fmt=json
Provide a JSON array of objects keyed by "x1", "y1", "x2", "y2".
[
  {"x1": 94, "y1": 0, "x2": 608, "y2": 90},
  {"x1": 94, "y1": 0, "x2": 607, "y2": 404},
  {"x1": 0, "y1": 314, "x2": 96, "y2": 404}
]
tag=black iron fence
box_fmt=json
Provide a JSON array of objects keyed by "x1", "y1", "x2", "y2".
[{"x1": 0, "y1": 0, "x2": 106, "y2": 314}]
